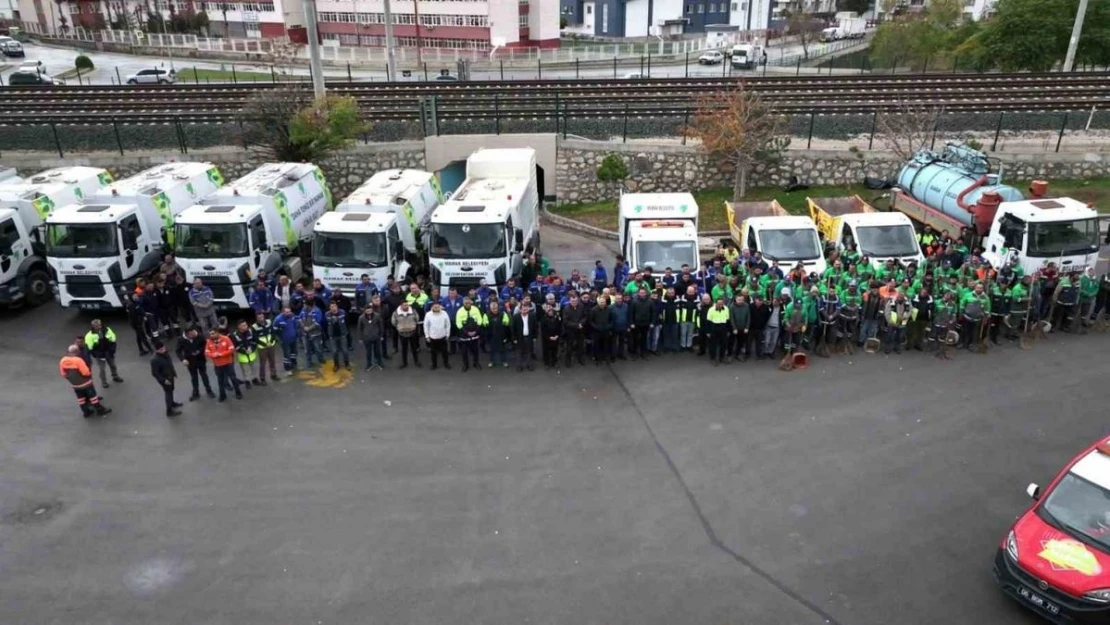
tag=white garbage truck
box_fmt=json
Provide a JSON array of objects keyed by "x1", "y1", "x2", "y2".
[
  {"x1": 0, "y1": 166, "x2": 113, "y2": 307},
  {"x1": 312, "y1": 169, "x2": 444, "y2": 293},
  {"x1": 174, "y1": 163, "x2": 332, "y2": 310},
  {"x1": 47, "y1": 162, "x2": 225, "y2": 311},
  {"x1": 426, "y1": 148, "x2": 540, "y2": 291},
  {"x1": 618, "y1": 193, "x2": 701, "y2": 274}
]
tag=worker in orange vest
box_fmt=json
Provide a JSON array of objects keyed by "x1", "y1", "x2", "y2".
[
  {"x1": 205, "y1": 328, "x2": 242, "y2": 402},
  {"x1": 59, "y1": 344, "x2": 112, "y2": 418}
]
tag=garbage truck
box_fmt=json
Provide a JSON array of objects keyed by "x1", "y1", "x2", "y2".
[
  {"x1": 728, "y1": 203, "x2": 826, "y2": 274},
  {"x1": 893, "y1": 142, "x2": 1102, "y2": 276},
  {"x1": 808, "y1": 195, "x2": 923, "y2": 268},
  {"x1": 617, "y1": 192, "x2": 700, "y2": 274},
  {"x1": 312, "y1": 169, "x2": 444, "y2": 293},
  {"x1": 0, "y1": 166, "x2": 113, "y2": 306},
  {"x1": 174, "y1": 163, "x2": 332, "y2": 310},
  {"x1": 47, "y1": 162, "x2": 224, "y2": 311},
  {"x1": 426, "y1": 148, "x2": 539, "y2": 291}
]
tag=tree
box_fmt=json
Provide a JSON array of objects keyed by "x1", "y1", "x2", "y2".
[
  {"x1": 237, "y1": 87, "x2": 370, "y2": 162},
  {"x1": 958, "y1": 0, "x2": 1110, "y2": 72},
  {"x1": 875, "y1": 100, "x2": 942, "y2": 162},
  {"x1": 596, "y1": 154, "x2": 629, "y2": 198},
  {"x1": 786, "y1": 11, "x2": 821, "y2": 60},
  {"x1": 687, "y1": 88, "x2": 790, "y2": 201},
  {"x1": 870, "y1": 0, "x2": 966, "y2": 69}
]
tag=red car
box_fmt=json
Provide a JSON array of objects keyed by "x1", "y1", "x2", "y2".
[{"x1": 994, "y1": 436, "x2": 1110, "y2": 623}]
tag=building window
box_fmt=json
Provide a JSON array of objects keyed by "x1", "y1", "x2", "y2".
[
  {"x1": 685, "y1": 3, "x2": 692, "y2": 11},
  {"x1": 585, "y1": 4, "x2": 591, "y2": 14},
  {"x1": 519, "y1": 12, "x2": 528, "y2": 26},
  {"x1": 731, "y1": 2, "x2": 738, "y2": 8},
  {"x1": 696, "y1": 4, "x2": 702, "y2": 12},
  {"x1": 601, "y1": 2, "x2": 608, "y2": 30}
]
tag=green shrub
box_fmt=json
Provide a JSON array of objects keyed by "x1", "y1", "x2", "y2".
[{"x1": 75, "y1": 55, "x2": 94, "y2": 71}]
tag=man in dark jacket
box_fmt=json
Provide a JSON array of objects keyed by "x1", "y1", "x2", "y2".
[
  {"x1": 909, "y1": 287, "x2": 934, "y2": 350},
  {"x1": 589, "y1": 295, "x2": 616, "y2": 364},
  {"x1": 176, "y1": 325, "x2": 215, "y2": 400},
  {"x1": 150, "y1": 341, "x2": 181, "y2": 417},
  {"x1": 628, "y1": 288, "x2": 655, "y2": 359},
  {"x1": 729, "y1": 294, "x2": 752, "y2": 361},
  {"x1": 610, "y1": 292, "x2": 631, "y2": 360},
  {"x1": 356, "y1": 304, "x2": 385, "y2": 371},
  {"x1": 560, "y1": 292, "x2": 587, "y2": 367},
  {"x1": 512, "y1": 302, "x2": 540, "y2": 372},
  {"x1": 749, "y1": 294, "x2": 771, "y2": 359},
  {"x1": 485, "y1": 300, "x2": 512, "y2": 368},
  {"x1": 383, "y1": 283, "x2": 404, "y2": 358},
  {"x1": 660, "y1": 288, "x2": 680, "y2": 353},
  {"x1": 539, "y1": 303, "x2": 561, "y2": 368}
]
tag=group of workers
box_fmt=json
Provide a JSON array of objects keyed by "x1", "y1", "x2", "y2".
[{"x1": 58, "y1": 233, "x2": 1110, "y2": 417}]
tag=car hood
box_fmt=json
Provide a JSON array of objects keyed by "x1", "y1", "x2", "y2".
[{"x1": 1014, "y1": 511, "x2": 1110, "y2": 596}]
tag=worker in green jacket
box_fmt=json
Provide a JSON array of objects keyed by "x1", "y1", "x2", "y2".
[
  {"x1": 1080, "y1": 267, "x2": 1101, "y2": 324},
  {"x1": 85, "y1": 319, "x2": 125, "y2": 388},
  {"x1": 959, "y1": 282, "x2": 990, "y2": 349}
]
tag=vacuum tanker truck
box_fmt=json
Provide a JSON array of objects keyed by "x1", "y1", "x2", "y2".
[{"x1": 891, "y1": 143, "x2": 1101, "y2": 276}]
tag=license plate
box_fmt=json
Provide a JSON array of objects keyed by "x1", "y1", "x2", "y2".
[
  {"x1": 1019, "y1": 586, "x2": 1061, "y2": 615},
  {"x1": 76, "y1": 302, "x2": 101, "y2": 311}
]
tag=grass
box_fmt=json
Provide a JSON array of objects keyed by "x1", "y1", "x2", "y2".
[
  {"x1": 176, "y1": 67, "x2": 290, "y2": 83},
  {"x1": 553, "y1": 183, "x2": 875, "y2": 232},
  {"x1": 1018, "y1": 178, "x2": 1110, "y2": 212}
]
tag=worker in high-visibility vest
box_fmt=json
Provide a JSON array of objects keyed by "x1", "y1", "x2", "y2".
[
  {"x1": 883, "y1": 294, "x2": 916, "y2": 354},
  {"x1": 59, "y1": 344, "x2": 111, "y2": 418}
]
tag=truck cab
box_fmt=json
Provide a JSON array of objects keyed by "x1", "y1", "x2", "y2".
[
  {"x1": 740, "y1": 215, "x2": 827, "y2": 275},
  {"x1": 983, "y1": 197, "x2": 1101, "y2": 277},
  {"x1": 174, "y1": 163, "x2": 330, "y2": 309},
  {"x1": 809, "y1": 196, "x2": 924, "y2": 269},
  {"x1": 312, "y1": 169, "x2": 443, "y2": 292},
  {"x1": 619, "y1": 193, "x2": 700, "y2": 274},
  {"x1": 46, "y1": 162, "x2": 224, "y2": 310},
  {"x1": 730, "y1": 43, "x2": 762, "y2": 69},
  {"x1": 426, "y1": 148, "x2": 539, "y2": 292}
]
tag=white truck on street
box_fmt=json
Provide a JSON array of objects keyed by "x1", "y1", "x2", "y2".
[
  {"x1": 426, "y1": 148, "x2": 540, "y2": 291},
  {"x1": 312, "y1": 169, "x2": 444, "y2": 293},
  {"x1": 174, "y1": 163, "x2": 332, "y2": 310},
  {"x1": 0, "y1": 166, "x2": 113, "y2": 307},
  {"x1": 618, "y1": 193, "x2": 701, "y2": 274},
  {"x1": 47, "y1": 162, "x2": 225, "y2": 311},
  {"x1": 730, "y1": 43, "x2": 763, "y2": 69},
  {"x1": 808, "y1": 196, "x2": 924, "y2": 269}
]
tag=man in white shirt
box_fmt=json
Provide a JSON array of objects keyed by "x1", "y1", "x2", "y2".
[{"x1": 423, "y1": 301, "x2": 452, "y2": 370}]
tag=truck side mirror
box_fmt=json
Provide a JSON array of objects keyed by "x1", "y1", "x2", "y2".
[{"x1": 514, "y1": 230, "x2": 524, "y2": 252}]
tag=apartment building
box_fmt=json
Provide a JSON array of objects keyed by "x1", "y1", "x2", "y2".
[{"x1": 561, "y1": 0, "x2": 772, "y2": 37}]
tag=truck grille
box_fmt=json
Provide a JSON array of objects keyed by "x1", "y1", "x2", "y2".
[
  {"x1": 203, "y1": 276, "x2": 236, "y2": 300},
  {"x1": 448, "y1": 277, "x2": 483, "y2": 293},
  {"x1": 66, "y1": 275, "x2": 106, "y2": 299}
]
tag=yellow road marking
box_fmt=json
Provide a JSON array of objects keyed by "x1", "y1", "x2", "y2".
[{"x1": 295, "y1": 365, "x2": 355, "y2": 389}]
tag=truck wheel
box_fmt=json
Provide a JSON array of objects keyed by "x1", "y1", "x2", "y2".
[{"x1": 25, "y1": 269, "x2": 51, "y2": 306}]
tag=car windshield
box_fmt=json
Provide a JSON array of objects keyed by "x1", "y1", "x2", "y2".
[
  {"x1": 1027, "y1": 219, "x2": 1100, "y2": 258},
  {"x1": 1039, "y1": 472, "x2": 1110, "y2": 553},
  {"x1": 855, "y1": 224, "x2": 920, "y2": 258},
  {"x1": 312, "y1": 231, "x2": 387, "y2": 268},
  {"x1": 46, "y1": 223, "x2": 117, "y2": 258},
  {"x1": 635, "y1": 240, "x2": 697, "y2": 272},
  {"x1": 175, "y1": 223, "x2": 249, "y2": 258},
  {"x1": 760, "y1": 228, "x2": 821, "y2": 261},
  {"x1": 429, "y1": 223, "x2": 505, "y2": 259}
]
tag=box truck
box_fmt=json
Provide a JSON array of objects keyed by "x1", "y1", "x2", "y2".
[
  {"x1": 808, "y1": 196, "x2": 923, "y2": 268},
  {"x1": 618, "y1": 193, "x2": 701, "y2": 273},
  {"x1": 312, "y1": 169, "x2": 444, "y2": 293},
  {"x1": 0, "y1": 166, "x2": 113, "y2": 306},
  {"x1": 47, "y1": 162, "x2": 224, "y2": 310},
  {"x1": 426, "y1": 148, "x2": 540, "y2": 291},
  {"x1": 174, "y1": 163, "x2": 331, "y2": 310}
]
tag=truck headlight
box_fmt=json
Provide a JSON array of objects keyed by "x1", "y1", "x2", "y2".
[
  {"x1": 1083, "y1": 589, "x2": 1110, "y2": 604},
  {"x1": 1005, "y1": 530, "x2": 1019, "y2": 561}
]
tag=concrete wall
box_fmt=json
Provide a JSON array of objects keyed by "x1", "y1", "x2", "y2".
[{"x1": 424, "y1": 133, "x2": 558, "y2": 197}]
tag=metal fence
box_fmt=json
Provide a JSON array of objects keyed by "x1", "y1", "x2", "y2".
[{"x1": 2, "y1": 106, "x2": 1108, "y2": 158}]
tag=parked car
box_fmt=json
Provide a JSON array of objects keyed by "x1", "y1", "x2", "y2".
[
  {"x1": 698, "y1": 50, "x2": 725, "y2": 65},
  {"x1": 432, "y1": 74, "x2": 459, "y2": 82},
  {"x1": 6, "y1": 71, "x2": 62, "y2": 86},
  {"x1": 1, "y1": 40, "x2": 25, "y2": 57},
  {"x1": 623, "y1": 72, "x2": 645, "y2": 79},
  {"x1": 125, "y1": 68, "x2": 177, "y2": 85}
]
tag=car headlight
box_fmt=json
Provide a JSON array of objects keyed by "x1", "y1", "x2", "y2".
[
  {"x1": 1005, "y1": 530, "x2": 1019, "y2": 561},
  {"x1": 1083, "y1": 589, "x2": 1110, "y2": 604}
]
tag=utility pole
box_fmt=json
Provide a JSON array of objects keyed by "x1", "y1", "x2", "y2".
[
  {"x1": 304, "y1": 0, "x2": 326, "y2": 97},
  {"x1": 1063, "y1": 0, "x2": 1089, "y2": 72},
  {"x1": 383, "y1": 0, "x2": 397, "y2": 81},
  {"x1": 413, "y1": 0, "x2": 423, "y2": 65}
]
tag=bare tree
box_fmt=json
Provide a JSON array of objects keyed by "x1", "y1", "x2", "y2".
[
  {"x1": 875, "y1": 100, "x2": 943, "y2": 161},
  {"x1": 687, "y1": 88, "x2": 790, "y2": 201},
  {"x1": 786, "y1": 11, "x2": 821, "y2": 60}
]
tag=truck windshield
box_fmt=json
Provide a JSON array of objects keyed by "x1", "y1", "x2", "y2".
[
  {"x1": 1027, "y1": 219, "x2": 1100, "y2": 258},
  {"x1": 313, "y1": 232, "x2": 388, "y2": 268},
  {"x1": 429, "y1": 223, "x2": 505, "y2": 259},
  {"x1": 635, "y1": 240, "x2": 697, "y2": 272},
  {"x1": 855, "y1": 224, "x2": 919, "y2": 258},
  {"x1": 0, "y1": 217, "x2": 16, "y2": 257},
  {"x1": 175, "y1": 223, "x2": 249, "y2": 258},
  {"x1": 1038, "y1": 472, "x2": 1110, "y2": 554},
  {"x1": 760, "y1": 228, "x2": 821, "y2": 262},
  {"x1": 46, "y1": 224, "x2": 117, "y2": 258}
]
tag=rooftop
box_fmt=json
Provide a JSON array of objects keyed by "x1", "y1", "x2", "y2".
[
  {"x1": 340, "y1": 169, "x2": 434, "y2": 210},
  {"x1": 95, "y1": 162, "x2": 215, "y2": 199}
]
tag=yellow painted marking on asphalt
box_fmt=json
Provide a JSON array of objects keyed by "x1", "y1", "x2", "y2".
[{"x1": 295, "y1": 365, "x2": 354, "y2": 389}]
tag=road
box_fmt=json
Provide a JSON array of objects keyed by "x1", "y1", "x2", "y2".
[
  {"x1": 0, "y1": 223, "x2": 1099, "y2": 625},
  {"x1": 0, "y1": 39, "x2": 855, "y2": 86}
]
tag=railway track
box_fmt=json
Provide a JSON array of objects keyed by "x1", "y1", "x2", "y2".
[{"x1": 1, "y1": 73, "x2": 1107, "y2": 122}]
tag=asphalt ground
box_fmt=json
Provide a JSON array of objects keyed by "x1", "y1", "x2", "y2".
[{"x1": 0, "y1": 226, "x2": 1104, "y2": 625}]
